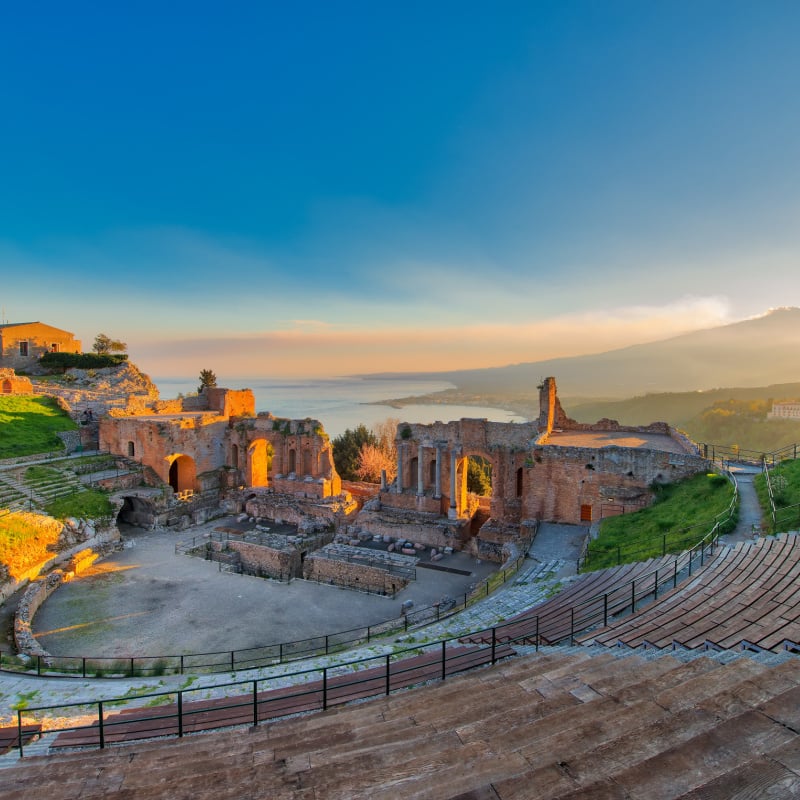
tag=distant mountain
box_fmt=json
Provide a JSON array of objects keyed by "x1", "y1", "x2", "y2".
[
  {"x1": 568, "y1": 381, "x2": 800, "y2": 427},
  {"x1": 373, "y1": 308, "x2": 800, "y2": 399}
]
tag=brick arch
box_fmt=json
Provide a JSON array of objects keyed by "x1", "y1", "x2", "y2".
[
  {"x1": 247, "y1": 439, "x2": 274, "y2": 488},
  {"x1": 454, "y1": 449, "x2": 496, "y2": 518},
  {"x1": 166, "y1": 453, "x2": 197, "y2": 493}
]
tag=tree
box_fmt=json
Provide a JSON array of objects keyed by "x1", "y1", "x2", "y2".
[
  {"x1": 92, "y1": 333, "x2": 127, "y2": 354},
  {"x1": 198, "y1": 369, "x2": 218, "y2": 393},
  {"x1": 356, "y1": 442, "x2": 396, "y2": 483},
  {"x1": 467, "y1": 456, "x2": 492, "y2": 496},
  {"x1": 332, "y1": 424, "x2": 376, "y2": 481}
]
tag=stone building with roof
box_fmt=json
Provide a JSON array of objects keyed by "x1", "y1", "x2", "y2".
[{"x1": 0, "y1": 321, "x2": 82, "y2": 371}]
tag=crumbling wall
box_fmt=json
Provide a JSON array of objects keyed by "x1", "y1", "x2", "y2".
[
  {"x1": 523, "y1": 445, "x2": 708, "y2": 524},
  {"x1": 303, "y1": 554, "x2": 409, "y2": 595},
  {"x1": 226, "y1": 540, "x2": 300, "y2": 579}
]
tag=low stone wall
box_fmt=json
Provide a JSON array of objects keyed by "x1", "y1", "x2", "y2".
[
  {"x1": 0, "y1": 518, "x2": 121, "y2": 604},
  {"x1": 14, "y1": 571, "x2": 66, "y2": 658},
  {"x1": 13, "y1": 546, "x2": 102, "y2": 658},
  {"x1": 354, "y1": 507, "x2": 469, "y2": 551},
  {"x1": 244, "y1": 491, "x2": 357, "y2": 532},
  {"x1": 303, "y1": 553, "x2": 409, "y2": 595},
  {"x1": 227, "y1": 540, "x2": 300, "y2": 580}
]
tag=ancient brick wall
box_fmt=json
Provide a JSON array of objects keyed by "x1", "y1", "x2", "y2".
[
  {"x1": 227, "y1": 540, "x2": 300, "y2": 579},
  {"x1": 522, "y1": 445, "x2": 708, "y2": 524},
  {"x1": 303, "y1": 554, "x2": 409, "y2": 595},
  {"x1": 0, "y1": 368, "x2": 34, "y2": 394}
]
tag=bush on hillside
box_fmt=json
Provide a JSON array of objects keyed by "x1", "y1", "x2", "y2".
[{"x1": 39, "y1": 352, "x2": 128, "y2": 370}]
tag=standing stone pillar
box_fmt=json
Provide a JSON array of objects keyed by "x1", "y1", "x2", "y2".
[
  {"x1": 434, "y1": 445, "x2": 442, "y2": 499},
  {"x1": 448, "y1": 449, "x2": 458, "y2": 518},
  {"x1": 417, "y1": 446, "x2": 425, "y2": 496},
  {"x1": 380, "y1": 469, "x2": 387, "y2": 491},
  {"x1": 396, "y1": 443, "x2": 404, "y2": 493}
]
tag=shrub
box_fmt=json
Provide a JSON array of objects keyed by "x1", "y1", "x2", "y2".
[{"x1": 39, "y1": 352, "x2": 128, "y2": 370}]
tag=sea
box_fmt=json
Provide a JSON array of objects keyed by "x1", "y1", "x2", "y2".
[{"x1": 153, "y1": 376, "x2": 527, "y2": 438}]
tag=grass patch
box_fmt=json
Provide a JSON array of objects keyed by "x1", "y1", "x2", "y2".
[
  {"x1": 583, "y1": 472, "x2": 735, "y2": 571},
  {"x1": 10, "y1": 690, "x2": 40, "y2": 711},
  {"x1": 0, "y1": 511, "x2": 62, "y2": 579},
  {"x1": 0, "y1": 395, "x2": 76, "y2": 458},
  {"x1": 45, "y1": 489, "x2": 113, "y2": 520},
  {"x1": 755, "y1": 459, "x2": 800, "y2": 533}
]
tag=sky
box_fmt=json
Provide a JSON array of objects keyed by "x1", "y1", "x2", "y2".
[{"x1": 1, "y1": 1, "x2": 799, "y2": 378}]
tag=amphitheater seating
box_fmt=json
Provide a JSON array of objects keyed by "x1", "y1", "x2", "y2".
[
  {"x1": 583, "y1": 533, "x2": 800, "y2": 652},
  {"x1": 48, "y1": 644, "x2": 516, "y2": 749},
  {"x1": 465, "y1": 551, "x2": 705, "y2": 647},
  {"x1": 2, "y1": 647, "x2": 799, "y2": 798}
]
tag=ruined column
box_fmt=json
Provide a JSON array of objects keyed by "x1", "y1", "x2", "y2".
[
  {"x1": 434, "y1": 444, "x2": 442, "y2": 499},
  {"x1": 417, "y1": 445, "x2": 424, "y2": 496},
  {"x1": 449, "y1": 449, "x2": 458, "y2": 517},
  {"x1": 396, "y1": 443, "x2": 404, "y2": 493},
  {"x1": 380, "y1": 469, "x2": 387, "y2": 491}
]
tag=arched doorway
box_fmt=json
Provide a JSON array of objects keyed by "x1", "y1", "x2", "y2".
[
  {"x1": 452, "y1": 453, "x2": 494, "y2": 518},
  {"x1": 167, "y1": 454, "x2": 197, "y2": 493},
  {"x1": 247, "y1": 439, "x2": 273, "y2": 487}
]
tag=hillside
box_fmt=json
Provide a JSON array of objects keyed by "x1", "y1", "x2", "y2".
[
  {"x1": 568, "y1": 383, "x2": 800, "y2": 454},
  {"x1": 369, "y1": 308, "x2": 800, "y2": 398},
  {"x1": 568, "y1": 382, "x2": 800, "y2": 426}
]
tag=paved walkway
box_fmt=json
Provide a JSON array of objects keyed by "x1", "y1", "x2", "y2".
[{"x1": 721, "y1": 463, "x2": 764, "y2": 544}]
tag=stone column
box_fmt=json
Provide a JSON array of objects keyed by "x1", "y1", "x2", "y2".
[
  {"x1": 448, "y1": 449, "x2": 458, "y2": 518},
  {"x1": 434, "y1": 444, "x2": 442, "y2": 499},
  {"x1": 417, "y1": 446, "x2": 424, "y2": 496},
  {"x1": 396, "y1": 444, "x2": 404, "y2": 493},
  {"x1": 380, "y1": 469, "x2": 387, "y2": 491}
]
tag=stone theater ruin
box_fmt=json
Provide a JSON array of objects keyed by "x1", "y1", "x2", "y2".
[{"x1": 100, "y1": 377, "x2": 706, "y2": 587}]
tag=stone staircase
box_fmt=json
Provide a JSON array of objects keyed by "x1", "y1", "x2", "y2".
[{"x1": 3, "y1": 646, "x2": 798, "y2": 798}]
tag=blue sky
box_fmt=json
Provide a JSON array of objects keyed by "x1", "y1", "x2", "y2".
[{"x1": 2, "y1": 2, "x2": 799, "y2": 377}]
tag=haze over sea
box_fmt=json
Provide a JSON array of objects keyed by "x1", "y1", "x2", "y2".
[{"x1": 154, "y1": 376, "x2": 526, "y2": 438}]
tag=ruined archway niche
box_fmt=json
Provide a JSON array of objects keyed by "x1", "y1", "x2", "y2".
[
  {"x1": 167, "y1": 454, "x2": 197, "y2": 493},
  {"x1": 247, "y1": 439, "x2": 274, "y2": 488},
  {"x1": 383, "y1": 418, "x2": 540, "y2": 524}
]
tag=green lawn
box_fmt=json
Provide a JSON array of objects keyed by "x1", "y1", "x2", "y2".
[
  {"x1": 45, "y1": 490, "x2": 114, "y2": 520},
  {"x1": 0, "y1": 511, "x2": 63, "y2": 578},
  {"x1": 0, "y1": 395, "x2": 77, "y2": 458},
  {"x1": 755, "y1": 459, "x2": 800, "y2": 533},
  {"x1": 583, "y1": 472, "x2": 736, "y2": 571}
]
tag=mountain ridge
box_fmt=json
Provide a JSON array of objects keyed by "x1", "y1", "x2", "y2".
[{"x1": 365, "y1": 307, "x2": 800, "y2": 398}]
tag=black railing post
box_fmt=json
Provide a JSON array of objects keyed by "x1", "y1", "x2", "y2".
[
  {"x1": 98, "y1": 701, "x2": 105, "y2": 749},
  {"x1": 252, "y1": 680, "x2": 258, "y2": 727},
  {"x1": 662, "y1": 534, "x2": 666, "y2": 556},
  {"x1": 82, "y1": 657, "x2": 86, "y2": 678},
  {"x1": 129, "y1": 657, "x2": 134, "y2": 677},
  {"x1": 385, "y1": 654, "x2": 391, "y2": 695},
  {"x1": 441, "y1": 641, "x2": 447, "y2": 680},
  {"x1": 231, "y1": 650, "x2": 235, "y2": 671},
  {"x1": 673, "y1": 559, "x2": 678, "y2": 589},
  {"x1": 180, "y1": 655, "x2": 184, "y2": 674},
  {"x1": 322, "y1": 667, "x2": 328, "y2": 710},
  {"x1": 654, "y1": 569, "x2": 659, "y2": 600},
  {"x1": 325, "y1": 635, "x2": 329, "y2": 655},
  {"x1": 17, "y1": 710, "x2": 23, "y2": 757}
]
